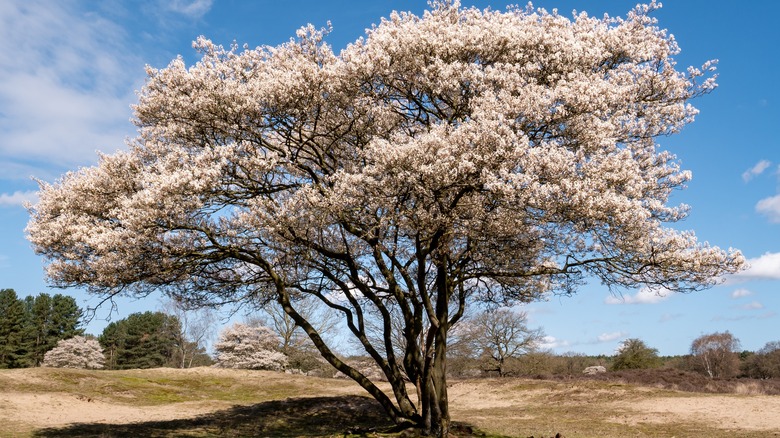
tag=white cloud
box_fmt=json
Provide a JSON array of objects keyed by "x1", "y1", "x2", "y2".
[
  {"x1": 756, "y1": 195, "x2": 780, "y2": 223},
  {"x1": 0, "y1": 2, "x2": 141, "y2": 175},
  {"x1": 730, "y1": 288, "x2": 753, "y2": 299},
  {"x1": 0, "y1": 190, "x2": 38, "y2": 207},
  {"x1": 166, "y1": 0, "x2": 213, "y2": 19},
  {"x1": 597, "y1": 332, "x2": 626, "y2": 343},
  {"x1": 742, "y1": 159, "x2": 772, "y2": 182},
  {"x1": 732, "y1": 252, "x2": 780, "y2": 281},
  {"x1": 741, "y1": 301, "x2": 764, "y2": 310},
  {"x1": 605, "y1": 288, "x2": 672, "y2": 305},
  {"x1": 538, "y1": 335, "x2": 570, "y2": 350}
]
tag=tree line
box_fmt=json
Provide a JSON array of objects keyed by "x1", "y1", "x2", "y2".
[
  {"x1": 0, "y1": 289, "x2": 215, "y2": 370},
  {"x1": 447, "y1": 332, "x2": 780, "y2": 381},
  {"x1": 3, "y1": 286, "x2": 779, "y2": 382},
  {"x1": 99, "y1": 310, "x2": 213, "y2": 369}
]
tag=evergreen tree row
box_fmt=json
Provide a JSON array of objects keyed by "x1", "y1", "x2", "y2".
[
  {"x1": 0, "y1": 289, "x2": 83, "y2": 368},
  {"x1": 98, "y1": 311, "x2": 212, "y2": 370}
]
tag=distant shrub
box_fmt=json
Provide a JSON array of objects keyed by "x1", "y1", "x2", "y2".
[
  {"x1": 742, "y1": 341, "x2": 780, "y2": 379},
  {"x1": 612, "y1": 338, "x2": 661, "y2": 370},
  {"x1": 333, "y1": 357, "x2": 386, "y2": 381},
  {"x1": 583, "y1": 368, "x2": 780, "y2": 396},
  {"x1": 43, "y1": 336, "x2": 105, "y2": 369}
]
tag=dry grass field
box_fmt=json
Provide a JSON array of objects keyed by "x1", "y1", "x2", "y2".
[{"x1": 0, "y1": 367, "x2": 778, "y2": 437}]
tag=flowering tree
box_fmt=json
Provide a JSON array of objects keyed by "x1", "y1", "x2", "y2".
[
  {"x1": 27, "y1": 1, "x2": 745, "y2": 435},
  {"x1": 213, "y1": 322, "x2": 287, "y2": 371},
  {"x1": 42, "y1": 336, "x2": 105, "y2": 369}
]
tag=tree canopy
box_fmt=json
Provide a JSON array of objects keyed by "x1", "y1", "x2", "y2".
[
  {"x1": 27, "y1": 1, "x2": 744, "y2": 435},
  {"x1": 0, "y1": 289, "x2": 26, "y2": 368},
  {"x1": 612, "y1": 338, "x2": 661, "y2": 370},
  {"x1": 23, "y1": 293, "x2": 83, "y2": 367},
  {"x1": 691, "y1": 331, "x2": 741, "y2": 379},
  {"x1": 98, "y1": 311, "x2": 181, "y2": 369}
]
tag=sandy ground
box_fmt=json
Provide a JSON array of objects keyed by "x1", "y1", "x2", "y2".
[
  {"x1": 0, "y1": 392, "x2": 222, "y2": 427},
  {"x1": 445, "y1": 379, "x2": 780, "y2": 433},
  {"x1": 613, "y1": 395, "x2": 780, "y2": 431},
  {"x1": 1, "y1": 370, "x2": 779, "y2": 435}
]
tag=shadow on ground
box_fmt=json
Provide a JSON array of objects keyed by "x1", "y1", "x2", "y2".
[{"x1": 32, "y1": 395, "x2": 395, "y2": 437}]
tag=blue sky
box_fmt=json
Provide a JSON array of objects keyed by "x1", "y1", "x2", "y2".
[{"x1": 1, "y1": 0, "x2": 778, "y2": 356}]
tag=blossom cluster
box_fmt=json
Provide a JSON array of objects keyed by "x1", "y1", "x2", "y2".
[
  {"x1": 42, "y1": 336, "x2": 106, "y2": 370},
  {"x1": 213, "y1": 323, "x2": 287, "y2": 371},
  {"x1": 27, "y1": 0, "x2": 743, "y2": 330}
]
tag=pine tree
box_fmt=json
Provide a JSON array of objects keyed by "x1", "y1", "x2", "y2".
[
  {"x1": 98, "y1": 311, "x2": 181, "y2": 369},
  {"x1": 50, "y1": 294, "x2": 83, "y2": 340},
  {"x1": 24, "y1": 293, "x2": 52, "y2": 367},
  {"x1": 16, "y1": 293, "x2": 84, "y2": 367},
  {"x1": 98, "y1": 320, "x2": 125, "y2": 370},
  {"x1": 0, "y1": 289, "x2": 26, "y2": 368}
]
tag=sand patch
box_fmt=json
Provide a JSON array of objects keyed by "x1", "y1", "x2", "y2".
[{"x1": 610, "y1": 395, "x2": 780, "y2": 431}]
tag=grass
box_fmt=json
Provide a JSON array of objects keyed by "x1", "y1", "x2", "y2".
[
  {"x1": 0, "y1": 367, "x2": 777, "y2": 437},
  {"x1": 0, "y1": 367, "x2": 354, "y2": 406}
]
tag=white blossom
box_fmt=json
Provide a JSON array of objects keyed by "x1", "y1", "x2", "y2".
[
  {"x1": 213, "y1": 323, "x2": 287, "y2": 371},
  {"x1": 42, "y1": 336, "x2": 106, "y2": 370}
]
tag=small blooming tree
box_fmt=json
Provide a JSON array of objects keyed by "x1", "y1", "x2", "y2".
[
  {"x1": 213, "y1": 323, "x2": 287, "y2": 371},
  {"x1": 27, "y1": 1, "x2": 745, "y2": 435},
  {"x1": 42, "y1": 336, "x2": 106, "y2": 369}
]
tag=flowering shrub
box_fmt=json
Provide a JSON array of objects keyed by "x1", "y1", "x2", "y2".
[
  {"x1": 42, "y1": 336, "x2": 105, "y2": 369},
  {"x1": 213, "y1": 323, "x2": 287, "y2": 371}
]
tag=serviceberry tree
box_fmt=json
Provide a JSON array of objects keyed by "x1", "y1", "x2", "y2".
[
  {"x1": 42, "y1": 336, "x2": 106, "y2": 369},
  {"x1": 213, "y1": 322, "x2": 287, "y2": 371},
  {"x1": 27, "y1": 1, "x2": 744, "y2": 435}
]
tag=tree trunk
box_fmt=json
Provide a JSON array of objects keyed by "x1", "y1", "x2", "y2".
[
  {"x1": 420, "y1": 259, "x2": 452, "y2": 437},
  {"x1": 418, "y1": 338, "x2": 450, "y2": 436},
  {"x1": 428, "y1": 330, "x2": 450, "y2": 437},
  {"x1": 276, "y1": 286, "x2": 419, "y2": 428}
]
